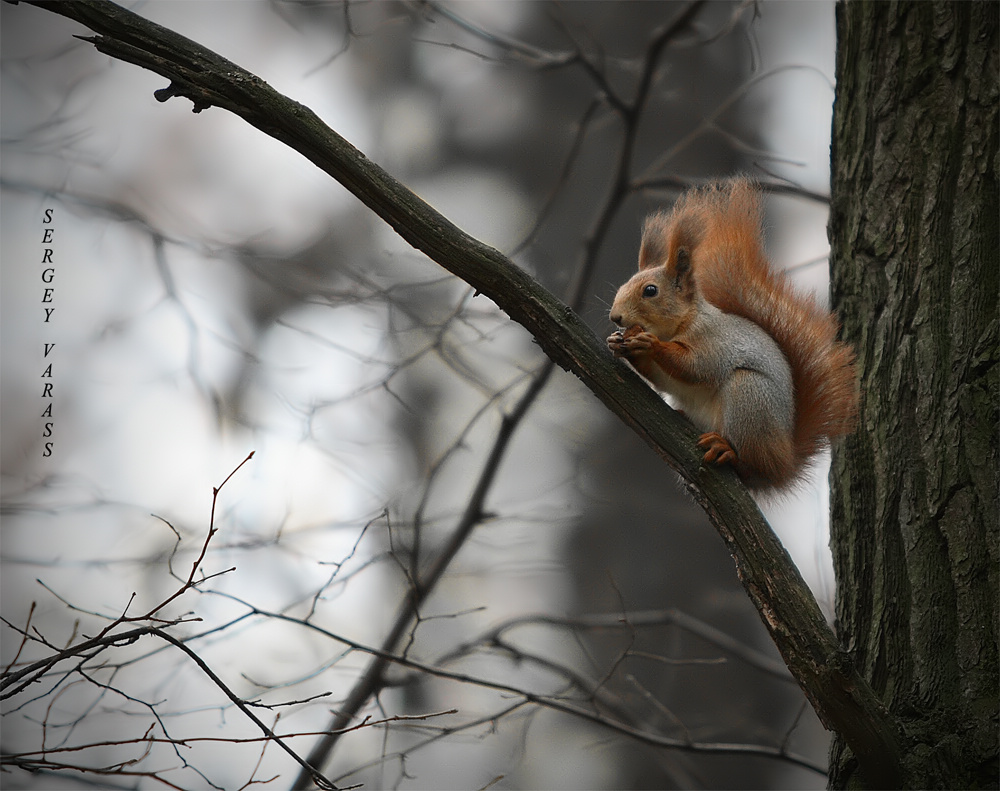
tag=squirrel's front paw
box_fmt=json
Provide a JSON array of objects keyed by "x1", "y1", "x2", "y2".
[
  {"x1": 616, "y1": 328, "x2": 656, "y2": 356},
  {"x1": 609, "y1": 325, "x2": 657, "y2": 358}
]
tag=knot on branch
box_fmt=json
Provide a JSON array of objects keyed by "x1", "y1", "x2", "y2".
[{"x1": 153, "y1": 81, "x2": 212, "y2": 113}]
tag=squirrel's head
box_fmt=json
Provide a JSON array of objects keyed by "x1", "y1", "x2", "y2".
[
  {"x1": 610, "y1": 206, "x2": 704, "y2": 339},
  {"x1": 609, "y1": 246, "x2": 697, "y2": 341}
]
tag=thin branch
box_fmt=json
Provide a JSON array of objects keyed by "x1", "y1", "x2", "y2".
[
  {"x1": 291, "y1": 359, "x2": 556, "y2": 788},
  {"x1": 2, "y1": 601, "x2": 36, "y2": 676},
  {"x1": 633, "y1": 63, "x2": 835, "y2": 183},
  {"x1": 191, "y1": 601, "x2": 828, "y2": 776},
  {"x1": 147, "y1": 628, "x2": 343, "y2": 791},
  {"x1": 1, "y1": 624, "x2": 149, "y2": 699},
  {"x1": 435, "y1": 608, "x2": 793, "y2": 682}
]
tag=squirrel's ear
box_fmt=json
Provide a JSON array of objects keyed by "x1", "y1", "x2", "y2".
[{"x1": 672, "y1": 247, "x2": 695, "y2": 293}]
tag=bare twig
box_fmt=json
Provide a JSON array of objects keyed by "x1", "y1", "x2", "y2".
[
  {"x1": 147, "y1": 628, "x2": 342, "y2": 791},
  {"x1": 291, "y1": 359, "x2": 557, "y2": 787},
  {"x1": 192, "y1": 600, "x2": 829, "y2": 776}
]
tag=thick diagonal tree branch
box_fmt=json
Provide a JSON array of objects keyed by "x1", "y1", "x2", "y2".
[{"x1": 11, "y1": 1, "x2": 902, "y2": 787}]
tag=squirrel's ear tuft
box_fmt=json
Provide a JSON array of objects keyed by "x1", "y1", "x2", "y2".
[{"x1": 639, "y1": 212, "x2": 670, "y2": 270}]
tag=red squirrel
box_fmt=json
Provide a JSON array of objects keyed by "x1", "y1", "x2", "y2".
[{"x1": 607, "y1": 179, "x2": 857, "y2": 490}]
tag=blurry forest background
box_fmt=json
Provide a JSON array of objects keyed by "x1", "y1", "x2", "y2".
[{"x1": 2, "y1": 2, "x2": 840, "y2": 789}]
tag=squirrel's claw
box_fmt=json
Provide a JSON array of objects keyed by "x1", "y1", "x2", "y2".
[
  {"x1": 607, "y1": 330, "x2": 626, "y2": 356},
  {"x1": 610, "y1": 326, "x2": 656, "y2": 357},
  {"x1": 698, "y1": 432, "x2": 738, "y2": 466}
]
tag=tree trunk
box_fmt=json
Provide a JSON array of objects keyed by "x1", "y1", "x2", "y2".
[{"x1": 829, "y1": 2, "x2": 998, "y2": 788}]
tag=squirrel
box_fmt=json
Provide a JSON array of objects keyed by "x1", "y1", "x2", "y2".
[{"x1": 607, "y1": 178, "x2": 857, "y2": 491}]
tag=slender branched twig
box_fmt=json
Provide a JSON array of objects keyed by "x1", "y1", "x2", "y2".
[{"x1": 2, "y1": 453, "x2": 340, "y2": 790}]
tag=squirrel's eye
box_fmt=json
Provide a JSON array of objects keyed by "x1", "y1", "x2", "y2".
[{"x1": 642, "y1": 284, "x2": 658, "y2": 298}]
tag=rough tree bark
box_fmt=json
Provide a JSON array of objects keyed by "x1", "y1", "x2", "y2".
[{"x1": 829, "y1": 2, "x2": 999, "y2": 788}]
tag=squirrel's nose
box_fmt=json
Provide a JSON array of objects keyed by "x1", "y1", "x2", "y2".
[{"x1": 610, "y1": 311, "x2": 622, "y2": 326}]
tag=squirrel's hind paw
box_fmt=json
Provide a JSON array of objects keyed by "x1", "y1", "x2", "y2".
[{"x1": 698, "y1": 432, "x2": 738, "y2": 466}]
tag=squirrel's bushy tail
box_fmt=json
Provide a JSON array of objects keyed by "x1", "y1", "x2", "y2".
[{"x1": 671, "y1": 179, "x2": 858, "y2": 487}]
